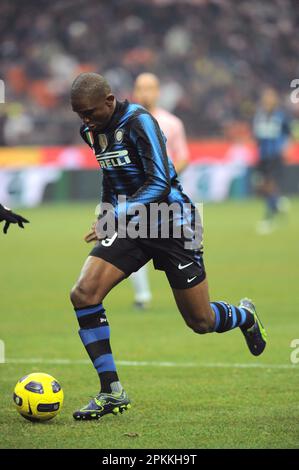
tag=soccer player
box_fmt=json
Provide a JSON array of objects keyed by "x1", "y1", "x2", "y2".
[
  {"x1": 253, "y1": 88, "x2": 290, "y2": 234},
  {"x1": 70, "y1": 72, "x2": 267, "y2": 421},
  {"x1": 133, "y1": 73, "x2": 189, "y2": 174},
  {"x1": 130, "y1": 72, "x2": 190, "y2": 310},
  {"x1": 0, "y1": 204, "x2": 29, "y2": 233}
]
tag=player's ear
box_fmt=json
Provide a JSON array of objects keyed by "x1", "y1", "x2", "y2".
[{"x1": 106, "y1": 94, "x2": 115, "y2": 107}]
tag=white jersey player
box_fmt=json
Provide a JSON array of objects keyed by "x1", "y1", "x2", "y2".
[{"x1": 131, "y1": 73, "x2": 190, "y2": 310}]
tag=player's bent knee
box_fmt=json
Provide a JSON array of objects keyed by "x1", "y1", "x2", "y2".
[
  {"x1": 70, "y1": 284, "x2": 84, "y2": 307},
  {"x1": 186, "y1": 316, "x2": 214, "y2": 335},
  {"x1": 70, "y1": 282, "x2": 100, "y2": 308},
  {"x1": 192, "y1": 321, "x2": 214, "y2": 334}
]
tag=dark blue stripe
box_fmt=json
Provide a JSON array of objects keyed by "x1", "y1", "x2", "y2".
[
  {"x1": 118, "y1": 103, "x2": 140, "y2": 125},
  {"x1": 75, "y1": 304, "x2": 104, "y2": 318},
  {"x1": 79, "y1": 326, "x2": 110, "y2": 346},
  {"x1": 211, "y1": 303, "x2": 220, "y2": 331},
  {"x1": 219, "y1": 301, "x2": 229, "y2": 313},
  {"x1": 231, "y1": 306, "x2": 237, "y2": 328},
  {"x1": 137, "y1": 114, "x2": 165, "y2": 177},
  {"x1": 94, "y1": 354, "x2": 116, "y2": 373}
]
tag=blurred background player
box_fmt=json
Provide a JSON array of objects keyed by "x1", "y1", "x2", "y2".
[
  {"x1": 0, "y1": 204, "x2": 29, "y2": 234},
  {"x1": 130, "y1": 72, "x2": 190, "y2": 310},
  {"x1": 253, "y1": 87, "x2": 291, "y2": 234}
]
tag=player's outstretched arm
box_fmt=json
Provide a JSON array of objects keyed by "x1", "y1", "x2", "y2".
[{"x1": 0, "y1": 204, "x2": 30, "y2": 234}]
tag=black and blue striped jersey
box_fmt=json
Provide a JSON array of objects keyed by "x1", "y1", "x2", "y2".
[
  {"x1": 253, "y1": 108, "x2": 290, "y2": 160},
  {"x1": 80, "y1": 100, "x2": 197, "y2": 230}
]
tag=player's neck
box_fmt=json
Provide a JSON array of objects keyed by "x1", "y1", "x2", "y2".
[
  {"x1": 105, "y1": 99, "x2": 117, "y2": 126},
  {"x1": 111, "y1": 98, "x2": 117, "y2": 116},
  {"x1": 147, "y1": 104, "x2": 158, "y2": 114}
]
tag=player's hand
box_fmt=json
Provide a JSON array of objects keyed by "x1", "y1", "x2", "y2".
[
  {"x1": 0, "y1": 204, "x2": 30, "y2": 234},
  {"x1": 84, "y1": 222, "x2": 98, "y2": 243},
  {"x1": 84, "y1": 211, "x2": 116, "y2": 243},
  {"x1": 84, "y1": 221, "x2": 106, "y2": 243}
]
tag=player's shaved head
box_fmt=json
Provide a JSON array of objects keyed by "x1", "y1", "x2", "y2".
[
  {"x1": 261, "y1": 87, "x2": 279, "y2": 113},
  {"x1": 133, "y1": 73, "x2": 160, "y2": 111},
  {"x1": 71, "y1": 72, "x2": 116, "y2": 131},
  {"x1": 135, "y1": 73, "x2": 160, "y2": 90},
  {"x1": 71, "y1": 72, "x2": 111, "y2": 102}
]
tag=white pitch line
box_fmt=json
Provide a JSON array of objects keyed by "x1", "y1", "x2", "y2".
[{"x1": 2, "y1": 358, "x2": 297, "y2": 370}]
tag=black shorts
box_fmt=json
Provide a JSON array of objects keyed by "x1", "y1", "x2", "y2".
[
  {"x1": 90, "y1": 235, "x2": 206, "y2": 289},
  {"x1": 257, "y1": 156, "x2": 284, "y2": 185}
]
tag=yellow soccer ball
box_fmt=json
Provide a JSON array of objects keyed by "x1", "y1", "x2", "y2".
[{"x1": 13, "y1": 372, "x2": 64, "y2": 422}]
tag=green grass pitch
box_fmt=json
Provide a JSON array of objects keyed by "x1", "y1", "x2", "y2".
[{"x1": 0, "y1": 198, "x2": 298, "y2": 449}]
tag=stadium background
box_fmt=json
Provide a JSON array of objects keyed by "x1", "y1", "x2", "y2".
[
  {"x1": 1, "y1": 0, "x2": 299, "y2": 450},
  {"x1": 1, "y1": 0, "x2": 299, "y2": 206}
]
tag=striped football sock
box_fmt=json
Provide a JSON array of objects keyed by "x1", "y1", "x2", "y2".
[
  {"x1": 75, "y1": 303, "x2": 119, "y2": 393},
  {"x1": 211, "y1": 301, "x2": 255, "y2": 333}
]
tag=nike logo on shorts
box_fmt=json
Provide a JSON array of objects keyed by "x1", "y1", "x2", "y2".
[
  {"x1": 187, "y1": 276, "x2": 197, "y2": 283},
  {"x1": 101, "y1": 232, "x2": 118, "y2": 247},
  {"x1": 178, "y1": 262, "x2": 193, "y2": 270}
]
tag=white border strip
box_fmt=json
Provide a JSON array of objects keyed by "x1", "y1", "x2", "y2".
[{"x1": 3, "y1": 358, "x2": 296, "y2": 370}]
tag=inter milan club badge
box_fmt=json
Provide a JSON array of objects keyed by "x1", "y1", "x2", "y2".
[
  {"x1": 98, "y1": 134, "x2": 108, "y2": 152},
  {"x1": 114, "y1": 128, "x2": 124, "y2": 144}
]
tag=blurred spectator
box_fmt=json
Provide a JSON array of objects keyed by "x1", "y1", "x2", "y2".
[
  {"x1": 0, "y1": 0, "x2": 298, "y2": 144},
  {"x1": 289, "y1": 102, "x2": 299, "y2": 142},
  {"x1": 0, "y1": 109, "x2": 8, "y2": 146},
  {"x1": 3, "y1": 103, "x2": 34, "y2": 146}
]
